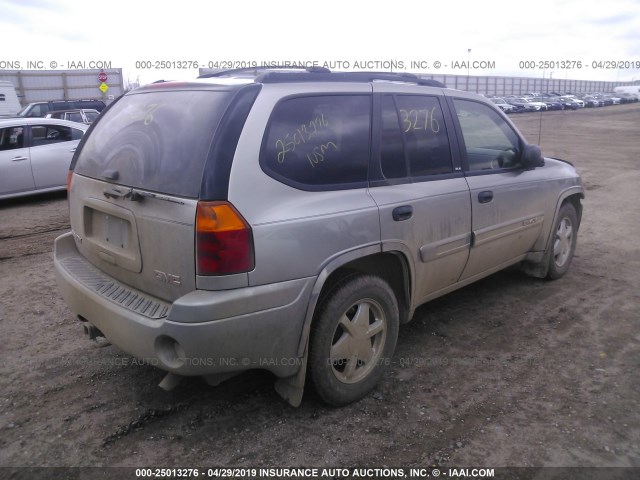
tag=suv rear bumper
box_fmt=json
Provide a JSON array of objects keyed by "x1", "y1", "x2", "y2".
[{"x1": 54, "y1": 232, "x2": 313, "y2": 378}]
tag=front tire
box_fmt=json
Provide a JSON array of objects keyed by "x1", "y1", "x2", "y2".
[
  {"x1": 309, "y1": 275, "x2": 399, "y2": 406},
  {"x1": 547, "y1": 202, "x2": 578, "y2": 279}
]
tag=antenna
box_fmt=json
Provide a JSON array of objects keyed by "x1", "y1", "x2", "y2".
[
  {"x1": 538, "y1": 102, "x2": 543, "y2": 145},
  {"x1": 538, "y1": 70, "x2": 545, "y2": 145}
]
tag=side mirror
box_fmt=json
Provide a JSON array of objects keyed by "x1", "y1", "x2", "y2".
[{"x1": 522, "y1": 144, "x2": 545, "y2": 169}]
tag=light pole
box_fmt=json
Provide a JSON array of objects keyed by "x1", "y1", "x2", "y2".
[{"x1": 467, "y1": 49, "x2": 471, "y2": 90}]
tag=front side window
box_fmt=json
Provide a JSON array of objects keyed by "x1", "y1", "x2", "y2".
[
  {"x1": 453, "y1": 99, "x2": 522, "y2": 171},
  {"x1": 24, "y1": 104, "x2": 46, "y2": 117},
  {"x1": 0, "y1": 127, "x2": 25, "y2": 151},
  {"x1": 261, "y1": 95, "x2": 371, "y2": 189},
  {"x1": 380, "y1": 95, "x2": 453, "y2": 180}
]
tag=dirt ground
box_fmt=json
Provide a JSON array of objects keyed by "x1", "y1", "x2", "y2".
[{"x1": 1, "y1": 104, "x2": 639, "y2": 473}]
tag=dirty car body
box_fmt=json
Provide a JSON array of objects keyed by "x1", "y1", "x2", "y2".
[{"x1": 54, "y1": 69, "x2": 583, "y2": 406}]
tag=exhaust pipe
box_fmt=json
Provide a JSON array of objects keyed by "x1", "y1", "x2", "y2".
[{"x1": 83, "y1": 323, "x2": 105, "y2": 341}]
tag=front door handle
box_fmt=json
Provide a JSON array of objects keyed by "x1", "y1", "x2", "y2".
[
  {"x1": 392, "y1": 205, "x2": 413, "y2": 221},
  {"x1": 478, "y1": 191, "x2": 494, "y2": 203},
  {"x1": 11, "y1": 156, "x2": 28, "y2": 162}
]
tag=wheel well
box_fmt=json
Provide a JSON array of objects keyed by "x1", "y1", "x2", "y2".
[
  {"x1": 564, "y1": 193, "x2": 583, "y2": 226},
  {"x1": 316, "y1": 252, "x2": 411, "y2": 324}
]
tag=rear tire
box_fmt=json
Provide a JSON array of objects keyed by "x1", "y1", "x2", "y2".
[
  {"x1": 547, "y1": 202, "x2": 578, "y2": 279},
  {"x1": 309, "y1": 275, "x2": 399, "y2": 406}
]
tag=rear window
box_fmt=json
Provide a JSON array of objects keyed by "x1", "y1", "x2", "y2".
[{"x1": 74, "y1": 90, "x2": 233, "y2": 198}]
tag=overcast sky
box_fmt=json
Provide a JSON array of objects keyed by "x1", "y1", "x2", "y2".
[{"x1": 1, "y1": 0, "x2": 639, "y2": 86}]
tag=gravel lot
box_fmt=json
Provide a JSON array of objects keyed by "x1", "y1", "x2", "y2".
[{"x1": 1, "y1": 104, "x2": 639, "y2": 474}]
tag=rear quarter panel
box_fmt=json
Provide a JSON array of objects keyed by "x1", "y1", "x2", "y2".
[{"x1": 227, "y1": 83, "x2": 381, "y2": 287}]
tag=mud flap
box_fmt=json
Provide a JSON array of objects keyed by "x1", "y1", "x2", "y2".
[
  {"x1": 274, "y1": 338, "x2": 309, "y2": 407},
  {"x1": 159, "y1": 372, "x2": 183, "y2": 391},
  {"x1": 521, "y1": 248, "x2": 551, "y2": 279}
]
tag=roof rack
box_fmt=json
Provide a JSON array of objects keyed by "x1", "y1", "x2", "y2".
[
  {"x1": 198, "y1": 65, "x2": 330, "y2": 78},
  {"x1": 198, "y1": 67, "x2": 446, "y2": 88}
]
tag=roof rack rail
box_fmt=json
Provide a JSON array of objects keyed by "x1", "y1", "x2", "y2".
[
  {"x1": 255, "y1": 71, "x2": 446, "y2": 87},
  {"x1": 198, "y1": 65, "x2": 330, "y2": 78},
  {"x1": 198, "y1": 67, "x2": 446, "y2": 88}
]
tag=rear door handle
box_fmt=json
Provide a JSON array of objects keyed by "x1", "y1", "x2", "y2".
[
  {"x1": 392, "y1": 205, "x2": 413, "y2": 221},
  {"x1": 11, "y1": 156, "x2": 28, "y2": 162},
  {"x1": 478, "y1": 191, "x2": 494, "y2": 203}
]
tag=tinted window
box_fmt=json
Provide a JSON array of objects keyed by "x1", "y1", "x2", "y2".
[
  {"x1": 453, "y1": 99, "x2": 522, "y2": 171},
  {"x1": 380, "y1": 95, "x2": 452, "y2": 179},
  {"x1": 67, "y1": 112, "x2": 83, "y2": 123},
  {"x1": 71, "y1": 128, "x2": 84, "y2": 140},
  {"x1": 31, "y1": 124, "x2": 73, "y2": 146},
  {"x1": 85, "y1": 111, "x2": 99, "y2": 122},
  {"x1": 26, "y1": 104, "x2": 48, "y2": 117},
  {"x1": 0, "y1": 127, "x2": 25, "y2": 150},
  {"x1": 74, "y1": 90, "x2": 233, "y2": 198},
  {"x1": 262, "y1": 95, "x2": 370, "y2": 189}
]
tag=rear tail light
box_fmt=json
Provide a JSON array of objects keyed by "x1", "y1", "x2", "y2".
[
  {"x1": 196, "y1": 201, "x2": 254, "y2": 276},
  {"x1": 66, "y1": 170, "x2": 73, "y2": 212},
  {"x1": 67, "y1": 170, "x2": 73, "y2": 193}
]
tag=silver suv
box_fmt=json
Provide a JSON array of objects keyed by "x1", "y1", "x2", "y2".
[{"x1": 54, "y1": 69, "x2": 583, "y2": 406}]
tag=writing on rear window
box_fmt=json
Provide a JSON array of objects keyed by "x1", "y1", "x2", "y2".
[
  {"x1": 275, "y1": 113, "x2": 331, "y2": 164},
  {"x1": 261, "y1": 95, "x2": 371, "y2": 189}
]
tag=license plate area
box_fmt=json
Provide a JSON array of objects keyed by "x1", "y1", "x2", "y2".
[{"x1": 82, "y1": 198, "x2": 142, "y2": 273}]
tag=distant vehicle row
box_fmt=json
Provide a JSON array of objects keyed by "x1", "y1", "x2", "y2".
[{"x1": 489, "y1": 92, "x2": 637, "y2": 113}]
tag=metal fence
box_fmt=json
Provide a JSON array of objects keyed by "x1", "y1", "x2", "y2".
[
  {"x1": 0, "y1": 69, "x2": 124, "y2": 105},
  {"x1": 417, "y1": 74, "x2": 637, "y2": 96},
  {"x1": 198, "y1": 67, "x2": 637, "y2": 96}
]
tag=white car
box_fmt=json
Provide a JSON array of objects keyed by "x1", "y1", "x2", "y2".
[
  {"x1": 560, "y1": 95, "x2": 585, "y2": 108},
  {"x1": 0, "y1": 118, "x2": 87, "y2": 200},
  {"x1": 519, "y1": 97, "x2": 548, "y2": 111}
]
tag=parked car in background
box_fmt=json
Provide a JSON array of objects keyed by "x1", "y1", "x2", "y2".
[
  {"x1": 618, "y1": 93, "x2": 639, "y2": 104},
  {"x1": 506, "y1": 97, "x2": 537, "y2": 112},
  {"x1": 592, "y1": 94, "x2": 613, "y2": 106},
  {"x1": 557, "y1": 97, "x2": 578, "y2": 110},
  {"x1": 534, "y1": 97, "x2": 564, "y2": 110},
  {"x1": 46, "y1": 109, "x2": 100, "y2": 124},
  {"x1": 489, "y1": 97, "x2": 518, "y2": 113},
  {"x1": 560, "y1": 96, "x2": 584, "y2": 108},
  {"x1": 581, "y1": 95, "x2": 603, "y2": 107},
  {"x1": 594, "y1": 93, "x2": 620, "y2": 107},
  {"x1": 604, "y1": 94, "x2": 622, "y2": 105},
  {"x1": 17, "y1": 99, "x2": 106, "y2": 118},
  {"x1": 0, "y1": 118, "x2": 87, "y2": 199}
]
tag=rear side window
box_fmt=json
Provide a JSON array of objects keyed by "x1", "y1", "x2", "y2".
[
  {"x1": 31, "y1": 124, "x2": 73, "y2": 146},
  {"x1": 74, "y1": 90, "x2": 233, "y2": 198},
  {"x1": 379, "y1": 95, "x2": 453, "y2": 180},
  {"x1": 67, "y1": 112, "x2": 83, "y2": 123},
  {"x1": 85, "y1": 111, "x2": 99, "y2": 122},
  {"x1": 261, "y1": 95, "x2": 371, "y2": 189}
]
